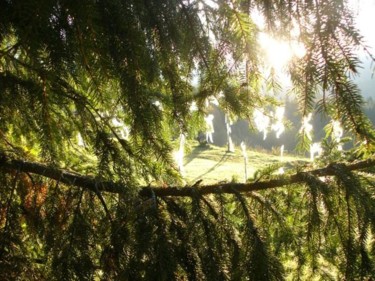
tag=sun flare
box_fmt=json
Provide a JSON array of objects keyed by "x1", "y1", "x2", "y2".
[{"x1": 258, "y1": 33, "x2": 306, "y2": 71}]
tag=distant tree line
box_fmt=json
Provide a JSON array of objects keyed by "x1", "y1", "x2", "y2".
[{"x1": 210, "y1": 97, "x2": 375, "y2": 153}]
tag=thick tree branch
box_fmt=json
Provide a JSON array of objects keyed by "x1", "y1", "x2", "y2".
[
  {"x1": 0, "y1": 153, "x2": 124, "y2": 194},
  {"x1": 0, "y1": 152, "x2": 374, "y2": 197}
]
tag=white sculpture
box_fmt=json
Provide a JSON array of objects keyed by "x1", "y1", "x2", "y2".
[
  {"x1": 204, "y1": 114, "x2": 215, "y2": 143},
  {"x1": 77, "y1": 132, "x2": 85, "y2": 147},
  {"x1": 152, "y1": 100, "x2": 163, "y2": 110},
  {"x1": 225, "y1": 114, "x2": 235, "y2": 152},
  {"x1": 189, "y1": 101, "x2": 198, "y2": 112},
  {"x1": 112, "y1": 118, "x2": 130, "y2": 140},
  {"x1": 271, "y1": 106, "x2": 285, "y2": 139},
  {"x1": 278, "y1": 144, "x2": 285, "y2": 174},
  {"x1": 240, "y1": 141, "x2": 248, "y2": 182},
  {"x1": 300, "y1": 113, "x2": 313, "y2": 141},
  {"x1": 174, "y1": 133, "x2": 186, "y2": 175},
  {"x1": 332, "y1": 120, "x2": 344, "y2": 151},
  {"x1": 310, "y1": 142, "x2": 323, "y2": 161},
  {"x1": 253, "y1": 109, "x2": 270, "y2": 140}
]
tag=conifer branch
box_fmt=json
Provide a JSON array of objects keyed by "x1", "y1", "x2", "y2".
[{"x1": 1, "y1": 152, "x2": 374, "y2": 197}]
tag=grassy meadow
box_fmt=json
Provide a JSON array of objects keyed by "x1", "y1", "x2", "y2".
[{"x1": 182, "y1": 142, "x2": 308, "y2": 185}]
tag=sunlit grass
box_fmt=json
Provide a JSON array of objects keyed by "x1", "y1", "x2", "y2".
[{"x1": 183, "y1": 142, "x2": 308, "y2": 184}]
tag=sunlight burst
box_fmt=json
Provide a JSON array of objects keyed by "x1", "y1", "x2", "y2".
[{"x1": 259, "y1": 33, "x2": 306, "y2": 71}]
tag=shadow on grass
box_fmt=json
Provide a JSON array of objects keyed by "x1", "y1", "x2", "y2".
[
  {"x1": 184, "y1": 144, "x2": 212, "y2": 166},
  {"x1": 190, "y1": 152, "x2": 232, "y2": 183}
]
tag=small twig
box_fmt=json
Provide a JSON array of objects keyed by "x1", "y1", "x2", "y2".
[{"x1": 95, "y1": 181, "x2": 113, "y2": 223}]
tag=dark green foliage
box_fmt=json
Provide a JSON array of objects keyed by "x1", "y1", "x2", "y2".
[{"x1": 1, "y1": 160, "x2": 375, "y2": 280}]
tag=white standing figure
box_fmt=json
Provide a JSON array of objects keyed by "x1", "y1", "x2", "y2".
[
  {"x1": 300, "y1": 113, "x2": 313, "y2": 141},
  {"x1": 271, "y1": 106, "x2": 285, "y2": 139},
  {"x1": 278, "y1": 144, "x2": 285, "y2": 174},
  {"x1": 112, "y1": 118, "x2": 130, "y2": 140},
  {"x1": 332, "y1": 120, "x2": 344, "y2": 151},
  {"x1": 209, "y1": 96, "x2": 219, "y2": 106},
  {"x1": 77, "y1": 132, "x2": 85, "y2": 147},
  {"x1": 280, "y1": 144, "x2": 284, "y2": 158},
  {"x1": 204, "y1": 114, "x2": 215, "y2": 143},
  {"x1": 217, "y1": 91, "x2": 225, "y2": 99},
  {"x1": 174, "y1": 133, "x2": 186, "y2": 175},
  {"x1": 189, "y1": 101, "x2": 198, "y2": 112},
  {"x1": 99, "y1": 111, "x2": 110, "y2": 118},
  {"x1": 310, "y1": 142, "x2": 323, "y2": 161},
  {"x1": 225, "y1": 114, "x2": 235, "y2": 152},
  {"x1": 111, "y1": 117, "x2": 123, "y2": 127},
  {"x1": 119, "y1": 126, "x2": 130, "y2": 140},
  {"x1": 240, "y1": 141, "x2": 248, "y2": 182},
  {"x1": 272, "y1": 122, "x2": 285, "y2": 139},
  {"x1": 152, "y1": 100, "x2": 163, "y2": 110},
  {"x1": 253, "y1": 109, "x2": 270, "y2": 140}
]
